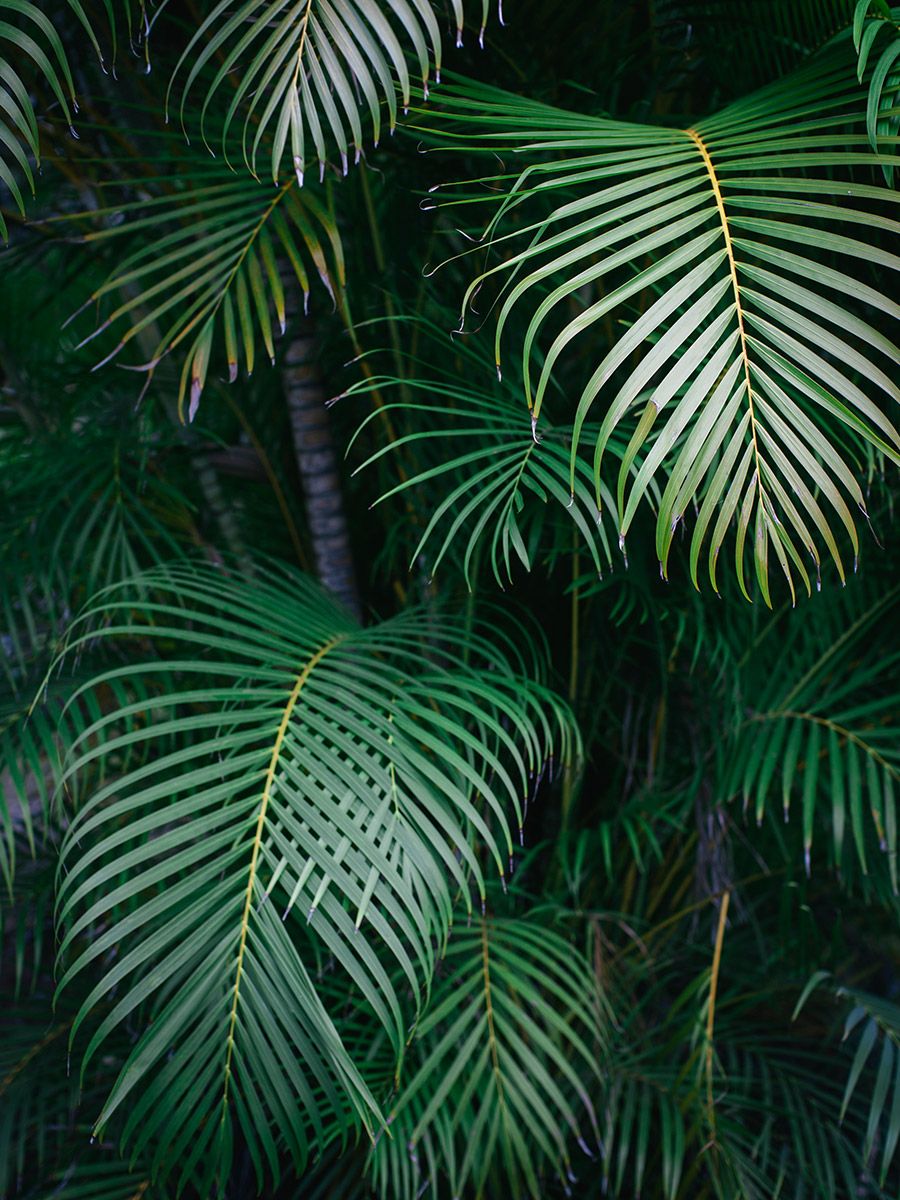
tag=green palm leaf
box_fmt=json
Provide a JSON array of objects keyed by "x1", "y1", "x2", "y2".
[
  {"x1": 0, "y1": 0, "x2": 140, "y2": 238},
  {"x1": 724, "y1": 584, "x2": 900, "y2": 887},
  {"x1": 168, "y1": 0, "x2": 497, "y2": 187},
  {"x1": 417, "y1": 43, "x2": 900, "y2": 601},
  {"x1": 53, "y1": 560, "x2": 577, "y2": 1192},
  {"x1": 61, "y1": 159, "x2": 343, "y2": 419},
  {"x1": 0, "y1": 0, "x2": 78, "y2": 240},
  {"x1": 0, "y1": 408, "x2": 196, "y2": 889},
  {"x1": 345, "y1": 322, "x2": 622, "y2": 587},
  {"x1": 854, "y1": 1, "x2": 900, "y2": 181},
  {"x1": 369, "y1": 909, "x2": 603, "y2": 1200},
  {"x1": 795, "y1": 973, "x2": 900, "y2": 1190}
]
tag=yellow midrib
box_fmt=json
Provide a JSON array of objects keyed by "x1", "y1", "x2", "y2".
[
  {"x1": 686, "y1": 127, "x2": 765, "y2": 496},
  {"x1": 219, "y1": 633, "x2": 342, "y2": 1123},
  {"x1": 291, "y1": 0, "x2": 316, "y2": 94},
  {"x1": 705, "y1": 888, "x2": 731, "y2": 1133}
]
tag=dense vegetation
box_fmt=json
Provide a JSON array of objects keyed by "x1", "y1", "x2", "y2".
[{"x1": 1, "y1": 2, "x2": 900, "y2": 1197}]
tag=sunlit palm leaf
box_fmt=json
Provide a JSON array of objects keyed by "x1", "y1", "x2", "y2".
[
  {"x1": 418, "y1": 44, "x2": 900, "y2": 602},
  {"x1": 54, "y1": 560, "x2": 577, "y2": 1192},
  {"x1": 169, "y1": 0, "x2": 498, "y2": 187}
]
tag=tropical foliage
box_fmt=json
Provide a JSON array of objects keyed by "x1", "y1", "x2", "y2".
[{"x1": 1, "y1": 1, "x2": 899, "y2": 1198}]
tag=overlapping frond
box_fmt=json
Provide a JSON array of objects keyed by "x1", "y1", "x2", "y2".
[
  {"x1": 62, "y1": 160, "x2": 343, "y2": 419},
  {"x1": 54, "y1": 561, "x2": 577, "y2": 1191},
  {"x1": 369, "y1": 909, "x2": 603, "y2": 1200},
  {"x1": 0, "y1": 0, "x2": 77, "y2": 239},
  {"x1": 855, "y1": 0, "x2": 900, "y2": 180},
  {"x1": 345, "y1": 326, "x2": 622, "y2": 587},
  {"x1": 594, "y1": 912, "x2": 891, "y2": 1200},
  {"x1": 169, "y1": 0, "x2": 498, "y2": 187},
  {"x1": 724, "y1": 584, "x2": 899, "y2": 886},
  {"x1": 417, "y1": 45, "x2": 900, "y2": 601},
  {"x1": 597, "y1": 1069, "x2": 687, "y2": 1200},
  {"x1": 0, "y1": 407, "x2": 196, "y2": 888},
  {"x1": 0, "y1": 990, "x2": 169, "y2": 1199},
  {"x1": 0, "y1": 1008, "x2": 80, "y2": 1196},
  {"x1": 795, "y1": 973, "x2": 900, "y2": 1190}
]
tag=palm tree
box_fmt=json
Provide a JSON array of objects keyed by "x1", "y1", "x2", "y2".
[{"x1": 1, "y1": 1, "x2": 899, "y2": 1197}]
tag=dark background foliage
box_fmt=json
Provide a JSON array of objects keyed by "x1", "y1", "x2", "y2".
[{"x1": 1, "y1": 1, "x2": 899, "y2": 1198}]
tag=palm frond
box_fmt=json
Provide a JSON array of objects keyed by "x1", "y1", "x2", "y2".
[
  {"x1": 724, "y1": 583, "x2": 900, "y2": 887},
  {"x1": 0, "y1": 408, "x2": 197, "y2": 889},
  {"x1": 854, "y1": 0, "x2": 900, "y2": 181},
  {"x1": 369, "y1": 908, "x2": 604, "y2": 1200},
  {"x1": 416, "y1": 44, "x2": 900, "y2": 601},
  {"x1": 345, "y1": 321, "x2": 622, "y2": 588},
  {"x1": 59, "y1": 156, "x2": 344, "y2": 419},
  {"x1": 53, "y1": 560, "x2": 577, "y2": 1192},
  {"x1": 168, "y1": 0, "x2": 499, "y2": 188},
  {"x1": 795, "y1": 972, "x2": 900, "y2": 1190},
  {"x1": 0, "y1": 0, "x2": 77, "y2": 239}
]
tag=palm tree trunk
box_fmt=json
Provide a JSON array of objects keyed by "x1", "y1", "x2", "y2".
[{"x1": 282, "y1": 323, "x2": 362, "y2": 620}]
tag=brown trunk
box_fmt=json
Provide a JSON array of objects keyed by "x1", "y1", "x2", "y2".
[{"x1": 282, "y1": 324, "x2": 362, "y2": 621}]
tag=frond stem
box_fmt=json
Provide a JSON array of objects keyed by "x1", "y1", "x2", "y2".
[
  {"x1": 686, "y1": 128, "x2": 766, "y2": 506},
  {"x1": 170, "y1": 178, "x2": 295, "y2": 357},
  {"x1": 290, "y1": 0, "x2": 316, "y2": 96},
  {"x1": 749, "y1": 710, "x2": 900, "y2": 783},
  {"x1": 705, "y1": 888, "x2": 730, "y2": 1134},
  {"x1": 220, "y1": 633, "x2": 343, "y2": 1122}
]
